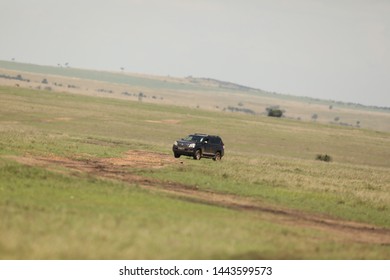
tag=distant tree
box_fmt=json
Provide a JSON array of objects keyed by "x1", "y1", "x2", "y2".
[
  {"x1": 334, "y1": 116, "x2": 340, "y2": 122},
  {"x1": 138, "y1": 92, "x2": 144, "y2": 102},
  {"x1": 266, "y1": 106, "x2": 284, "y2": 118},
  {"x1": 329, "y1": 105, "x2": 333, "y2": 110},
  {"x1": 356, "y1": 120, "x2": 361, "y2": 127},
  {"x1": 311, "y1": 113, "x2": 318, "y2": 121},
  {"x1": 41, "y1": 78, "x2": 48, "y2": 84}
]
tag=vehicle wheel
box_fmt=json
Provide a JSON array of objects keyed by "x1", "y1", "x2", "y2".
[
  {"x1": 193, "y1": 149, "x2": 201, "y2": 160},
  {"x1": 213, "y1": 152, "x2": 221, "y2": 161},
  {"x1": 174, "y1": 153, "x2": 180, "y2": 158}
]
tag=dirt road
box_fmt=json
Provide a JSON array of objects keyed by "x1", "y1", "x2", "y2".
[{"x1": 8, "y1": 150, "x2": 390, "y2": 245}]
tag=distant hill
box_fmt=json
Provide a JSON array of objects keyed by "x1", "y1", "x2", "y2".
[{"x1": 1, "y1": 60, "x2": 389, "y2": 132}]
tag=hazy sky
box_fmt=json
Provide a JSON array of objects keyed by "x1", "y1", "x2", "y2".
[{"x1": 1, "y1": 0, "x2": 390, "y2": 107}]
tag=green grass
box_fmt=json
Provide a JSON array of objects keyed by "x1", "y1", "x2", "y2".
[
  {"x1": 1, "y1": 159, "x2": 389, "y2": 259},
  {"x1": 138, "y1": 155, "x2": 390, "y2": 227},
  {"x1": 1, "y1": 85, "x2": 390, "y2": 259}
]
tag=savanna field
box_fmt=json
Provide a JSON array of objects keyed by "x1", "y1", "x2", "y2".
[{"x1": 0, "y1": 64, "x2": 390, "y2": 259}]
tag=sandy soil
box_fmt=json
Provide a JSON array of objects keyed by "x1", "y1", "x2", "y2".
[{"x1": 7, "y1": 150, "x2": 390, "y2": 245}]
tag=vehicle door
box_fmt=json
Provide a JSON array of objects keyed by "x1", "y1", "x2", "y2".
[
  {"x1": 209, "y1": 137, "x2": 221, "y2": 155},
  {"x1": 202, "y1": 137, "x2": 212, "y2": 155}
]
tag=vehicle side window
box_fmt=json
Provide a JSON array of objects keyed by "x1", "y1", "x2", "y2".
[{"x1": 210, "y1": 137, "x2": 220, "y2": 144}]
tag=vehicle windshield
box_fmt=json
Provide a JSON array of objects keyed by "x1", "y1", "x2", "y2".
[{"x1": 183, "y1": 135, "x2": 204, "y2": 142}]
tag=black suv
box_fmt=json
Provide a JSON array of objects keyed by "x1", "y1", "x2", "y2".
[{"x1": 172, "y1": 134, "x2": 225, "y2": 160}]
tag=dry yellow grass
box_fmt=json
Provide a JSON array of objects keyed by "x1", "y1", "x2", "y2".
[{"x1": 1, "y1": 65, "x2": 389, "y2": 132}]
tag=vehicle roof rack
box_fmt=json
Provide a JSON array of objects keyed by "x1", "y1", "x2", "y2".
[{"x1": 194, "y1": 133, "x2": 208, "y2": 136}]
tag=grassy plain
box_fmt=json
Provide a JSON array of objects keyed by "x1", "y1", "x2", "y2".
[
  {"x1": 0, "y1": 83, "x2": 390, "y2": 259},
  {"x1": 1, "y1": 60, "x2": 390, "y2": 132}
]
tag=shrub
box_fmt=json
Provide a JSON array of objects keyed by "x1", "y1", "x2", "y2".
[
  {"x1": 228, "y1": 106, "x2": 255, "y2": 115},
  {"x1": 316, "y1": 154, "x2": 332, "y2": 162}
]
